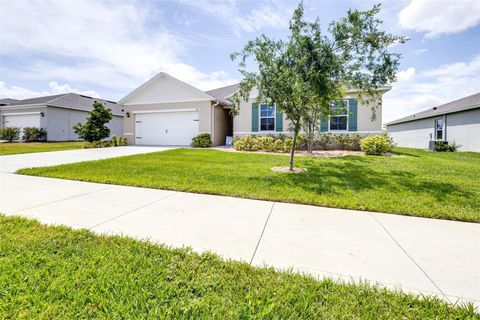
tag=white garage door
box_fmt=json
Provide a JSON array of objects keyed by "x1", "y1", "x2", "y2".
[
  {"x1": 4, "y1": 113, "x2": 41, "y2": 132},
  {"x1": 135, "y1": 111, "x2": 199, "y2": 146}
]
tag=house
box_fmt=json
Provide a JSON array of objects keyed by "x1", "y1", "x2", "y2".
[
  {"x1": 120, "y1": 72, "x2": 389, "y2": 146},
  {"x1": 386, "y1": 92, "x2": 480, "y2": 152},
  {"x1": 0, "y1": 93, "x2": 124, "y2": 141}
]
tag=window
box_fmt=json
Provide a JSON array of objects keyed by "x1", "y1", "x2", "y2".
[
  {"x1": 435, "y1": 119, "x2": 444, "y2": 140},
  {"x1": 329, "y1": 100, "x2": 348, "y2": 131},
  {"x1": 260, "y1": 104, "x2": 275, "y2": 131}
]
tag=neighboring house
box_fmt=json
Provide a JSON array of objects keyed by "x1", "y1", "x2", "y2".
[
  {"x1": 386, "y1": 92, "x2": 480, "y2": 152},
  {"x1": 0, "y1": 93, "x2": 124, "y2": 141},
  {"x1": 120, "y1": 72, "x2": 389, "y2": 146}
]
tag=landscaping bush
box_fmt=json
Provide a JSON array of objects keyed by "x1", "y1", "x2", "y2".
[
  {"x1": 381, "y1": 132, "x2": 396, "y2": 150},
  {"x1": 191, "y1": 133, "x2": 212, "y2": 148},
  {"x1": 234, "y1": 134, "x2": 304, "y2": 153},
  {"x1": 257, "y1": 136, "x2": 275, "y2": 152},
  {"x1": 313, "y1": 133, "x2": 333, "y2": 150},
  {"x1": 360, "y1": 135, "x2": 391, "y2": 155},
  {"x1": 310, "y1": 133, "x2": 362, "y2": 151},
  {"x1": 234, "y1": 135, "x2": 259, "y2": 151},
  {"x1": 234, "y1": 133, "x2": 369, "y2": 153},
  {"x1": 22, "y1": 127, "x2": 47, "y2": 142},
  {"x1": 448, "y1": 141, "x2": 461, "y2": 152},
  {"x1": 335, "y1": 134, "x2": 361, "y2": 150},
  {"x1": 434, "y1": 140, "x2": 461, "y2": 152},
  {"x1": 273, "y1": 139, "x2": 284, "y2": 152},
  {"x1": 111, "y1": 135, "x2": 127, "y2": 147},
  {"x1": 84, "y1": 140, "x2": 113, "y2": 149},
  {"x1": 0, "y1": 127, "x2": 21, "y2": 142}
]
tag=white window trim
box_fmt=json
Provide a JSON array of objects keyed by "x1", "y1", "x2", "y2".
[
  {"x1": 328, "y1": 100, "x2": 349, "y2": 132},
  {"x1": 434, "y1": 119, "x2": 444, "y2": 141},
  {"x1": 259, "y1": 103, "x2": 276, "y2": 132}
]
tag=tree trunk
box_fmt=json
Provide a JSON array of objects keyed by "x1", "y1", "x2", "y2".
[
  {"x1": 307, "y1": 129, "x2": 313, "y2": 154},
  {"x1": 289, "y1": 129, "x2": 299, "y2": 171}
]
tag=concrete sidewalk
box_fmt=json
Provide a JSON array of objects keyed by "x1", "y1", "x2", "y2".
[{"x1": 1, "y1": 172, "x2": 479, "y2": 308}]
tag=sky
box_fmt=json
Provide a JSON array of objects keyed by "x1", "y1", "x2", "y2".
[{"x1": 0, "y1": 0, "x2": 479, "y2": 123}]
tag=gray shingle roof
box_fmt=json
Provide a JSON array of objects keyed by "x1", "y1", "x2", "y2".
[
  {"x1": 0, "y1": 98, "x2": 20, "y2": 105},
  {"x1": 0, "y1": 93, "x2": 123, "y2": 116},
  {"x1": 386, "y1": 92, "x2": 480, "y2": 126},
  {"x1": 204, "y1": 83, "x2": 239, "y2": 106}
]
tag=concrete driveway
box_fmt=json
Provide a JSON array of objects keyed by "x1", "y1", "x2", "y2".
[
  {"x1": 0, "y1": 146, "x2": 172, "y2": 173},
  {"x1": 0, "y1": 148, "x2": 479, "y2": 308}
]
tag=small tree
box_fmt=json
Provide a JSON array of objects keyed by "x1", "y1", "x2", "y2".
[
  {"x1": 73, "y1": 101, "x2": 112, "y2": 142},
  {"x1": 231, "y1": 2, "x2": 406, "y2": 168}
]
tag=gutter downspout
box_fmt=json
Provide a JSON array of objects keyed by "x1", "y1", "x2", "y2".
[{"x1": 211, "y1": 100, "x2": 220, "y2": 146}]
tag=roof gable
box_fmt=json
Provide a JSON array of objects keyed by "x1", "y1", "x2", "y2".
[{"x1": 119, "y1": 72, "x2": 214, "y2": 105}]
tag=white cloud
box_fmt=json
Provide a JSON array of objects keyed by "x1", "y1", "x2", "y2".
[
  {"x1": 0, "y1": 0, "x2": 236, "y2": 97},
  {"x1": 383, "y1": 55, "x2": 480, "y2": 123},
  {"x1": 178, "y1": 0, "x2": 292, "y2": 36},
  {"x1": 396, "y1": 67, "x2": 416, "y2": 82},
  {"x1": 0, "y1": 81, "x2": 100, "y2": 100},
  {"x1": 399, "y1": 0, "x2": 480, "y2": 38}
]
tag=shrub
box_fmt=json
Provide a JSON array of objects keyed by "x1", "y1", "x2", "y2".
[
  {"x1": 257, "y1": 136, "x2": 275, "y2": 152},
  {"x1": 0, "y1": 127, "x2": 21, "y2": 142},
  {"x1": 360, "y1": 135, "x2": 391, "y2": 155},
  {"x1": 22, "y1": 127, "x2": 47, "y2": 142},
  {"x1": 314, "y1": 133, "x2": 333, "y2": 150},
  {"x1": 434, "y1": 140, "x2": 461, "y2": 152},
  {"x1": 111, "y1": 135, "x2": 127, "y2": 147},
  {"x1": 448, "y1": 141, "x2": 461, "y2": 152},
  {"x1": 273, "y1": 139, "x2": 284, "y2": 152},
  {"x1": 283, "y1": 137, "x2": 293, "y2": 153},
  {"x1": 381, "y1": 132, "x2": 396, "y2": 150},
  {"x1": 235, "y1": 134, "x2": 306, "y2": 153},
  {"x1": 84, "y1": 141, "x2": 113, "y2": 149},
  {"x1": 191, "y1": 133, "x2": 212, "y2": 148},
  {"x1": 234, "y1": 135, "x2": 259, "y2": 151},
  {"x1": 336, "y1": 134, "x2": 351, "y2": 150}
]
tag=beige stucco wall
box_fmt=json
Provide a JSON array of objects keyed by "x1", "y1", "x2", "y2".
[
  {"x1": 213, "y1": 105, "x2": 231, "y2": 146},
  {"x1": 123, "y1": 100, "x2": 212, "y2": 145},
  {"x1": 348, "y1": 93, "x2": 382, "y2": 132},
  {"x1": 233, "y1": 93, "x2": 383, "y2": 136}
]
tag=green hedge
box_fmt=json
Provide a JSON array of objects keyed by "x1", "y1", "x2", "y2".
[{"x1": 234, "y1": 133, "x2": 395, "y2": 154}]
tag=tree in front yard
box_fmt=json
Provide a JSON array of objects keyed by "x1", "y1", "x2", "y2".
[
  {"x1": 231, "y1": 2, "x2": 406, "y2": 169},
  {"x1": 73, "y1": 101, "x2": 112, "y2": 142}
]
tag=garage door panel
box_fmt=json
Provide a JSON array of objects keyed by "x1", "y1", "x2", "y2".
[{"x1": 135, "y1": 111, "x2": 199, "y2": 146}]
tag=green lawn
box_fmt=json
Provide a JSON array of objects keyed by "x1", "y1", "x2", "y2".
[
  {"x1": 18, "y1": 148, "x2": 480, "y2": 222},
  {"x1": 0, "y1": 215, "x2": 475, "y2": 319},
  {"x1": 0, "y1": 141, "x2": 85, "y2": 155}
]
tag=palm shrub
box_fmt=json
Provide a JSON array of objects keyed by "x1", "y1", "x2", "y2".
[
  {"x1": 0, "y1": 127, "x2": 21, "y2": 142},
  {"x1": 191, "y1": 133, "x2": 212, "y2": 148},
  {"x1": 360, "y1": 135, "x2": 391, "y2": 155},
  {"x1": 23, "y1": 127, "x2": 47, "y2": 142}
]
